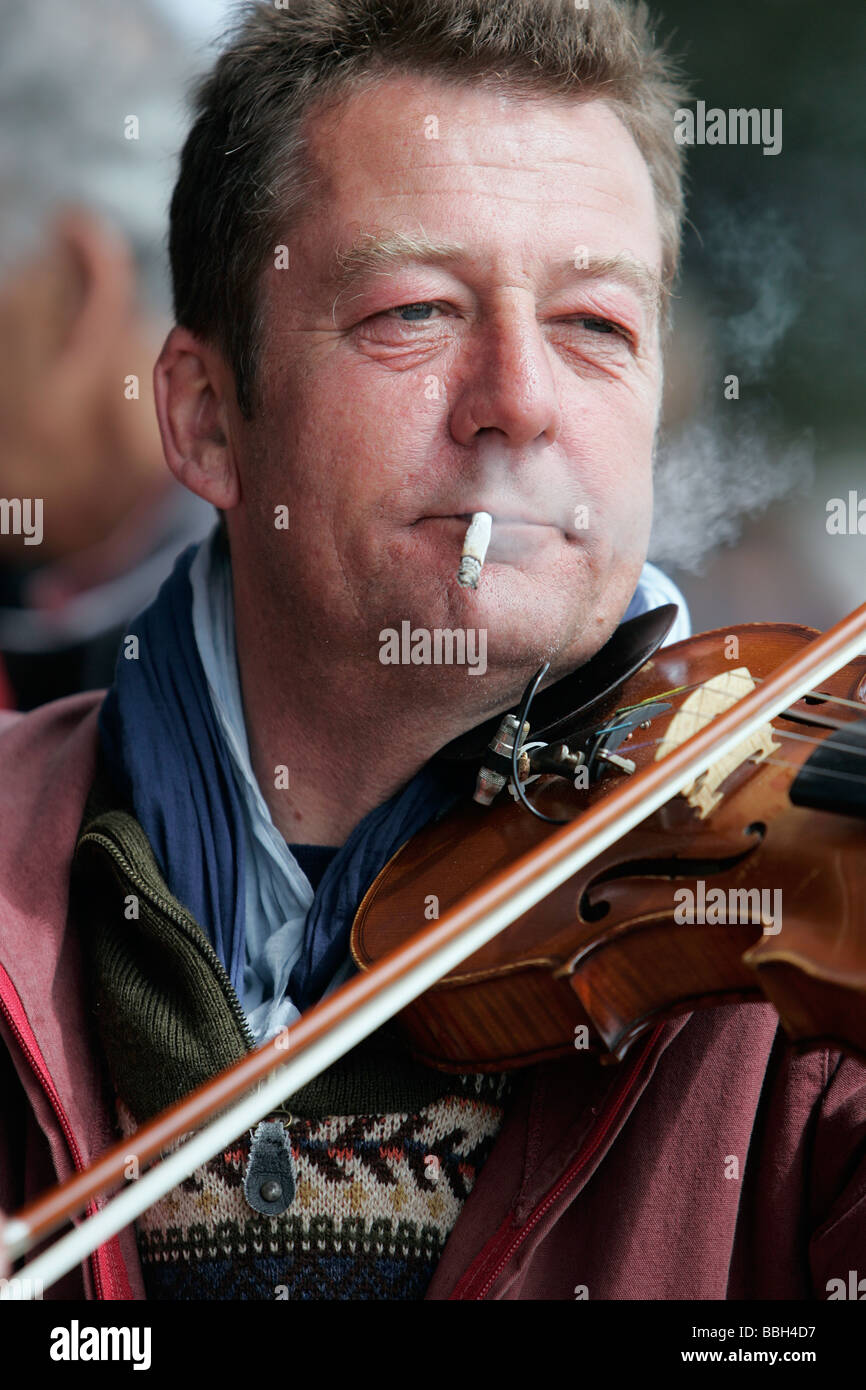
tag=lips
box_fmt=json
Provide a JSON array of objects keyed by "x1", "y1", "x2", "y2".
[{"x1": 443, "y1": 511, "x2": 555, "y2": 528}]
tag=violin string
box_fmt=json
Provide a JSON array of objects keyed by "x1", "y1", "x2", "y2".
[
  {"x1": 615, "y1": 669, "x2": 866, "y2": 746},
  {"x1": 758, "y1": 753, "x2": 866, "y2": 789},
  {"x1": 771, "y1": 725, "x2": 866, "y2": 759},
  {"x1": 532, "y1": 665, "x2": 866, "y2": 805},
  {"x1": 749, "y1": 676, "x2": 866, "y2": 722},
  {"x1": 621, "y1": 731, "x2": 866, "y2": 788},
  {"x1": 624, "y1": 719, "x2": 866, "y2": 763},
  {"x1": 800, "y1": 689, "x2": 866, "y2": 713},
  {"x1": 623, "y1": 675, "x2": 865, "y2": 734},
  {"x1": 623, "y1": 719, "x2": 860, "y2": 753}
]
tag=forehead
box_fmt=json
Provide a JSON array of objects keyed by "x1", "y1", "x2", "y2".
[{"x1": 297, "y1": 72, "x2": 663, "y2": 277}]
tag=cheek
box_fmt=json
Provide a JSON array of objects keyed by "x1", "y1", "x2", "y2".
[
  {"x1": 271, "y1": 367, "x2": 409, "y2": 501},
  {"x1": 605, "y1": 467, "x2": 654, "y2": 563},
  {"x1": 600, "y1": 382, "x2": 655, "y2": 469},
  {"x1": 568, "y1": 422, "x2": 654, "y2": 549}
]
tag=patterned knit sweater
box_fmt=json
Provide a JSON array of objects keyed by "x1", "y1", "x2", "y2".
[
  {"x1": 70, "y1": 763, "x2": 512, "y2": 1300},
  {"x1": 116, "y1": 1076, "x2": 509, "y2": 1300}
]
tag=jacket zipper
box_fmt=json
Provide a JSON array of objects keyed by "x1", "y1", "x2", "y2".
[
  {"x1": 0, "y1": 822, "x2": 255, "y2": 1300},
  {"x1": 456, "y1": 1022, "x2": 665, "y2": 1300},
  {"x1": 77, "y1": 828, "x2": 256, "y2": 1051},
  {"x1": 0, "y1": 964, "x2": 107, "y2": 1299}
]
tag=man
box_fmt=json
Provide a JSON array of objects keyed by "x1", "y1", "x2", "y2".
[
  {"x1": 1, "y1": 0, "x2": 863, "y2": 1302},
  {"x1": 0, "y1": 1, "x2": 213, "y2": 710}
]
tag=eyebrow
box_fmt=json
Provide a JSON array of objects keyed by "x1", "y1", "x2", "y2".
[{"x1": 329, "y1": 229, "x2": 665, "y2": 322}]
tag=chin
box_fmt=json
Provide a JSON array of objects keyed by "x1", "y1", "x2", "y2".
[{"x1": 472, "y1": 605, "x2": 606, "y2": 680}]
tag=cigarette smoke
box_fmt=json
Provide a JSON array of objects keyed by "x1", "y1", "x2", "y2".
[
  {"x1": 649, "y1": 415, "x2": 813, "y2": 572},
  {"x1": 649, "y1": 199, "x2": 814, "y2": 572}
]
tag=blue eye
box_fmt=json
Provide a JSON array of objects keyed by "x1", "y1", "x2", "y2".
[
  {"x1": 392, "y1": 303, "x2": 436, "y2": 321},
  {"x1": 367, "y1": 304, "x2": 629, "y2": 344}
]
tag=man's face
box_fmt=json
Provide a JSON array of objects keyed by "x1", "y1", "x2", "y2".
[{"x1": 229, "y1": 75, "x2": 664, "y2": 690}]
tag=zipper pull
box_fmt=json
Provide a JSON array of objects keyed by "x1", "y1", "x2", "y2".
[{"x1": 243, "y1": 1119, "x2": 296, "y2": 1216}]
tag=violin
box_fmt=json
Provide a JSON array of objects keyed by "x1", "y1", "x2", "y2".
[
  {"x1": 4, "y1": 599, "x2": 866, "y2": 1292},
  {"x1": 353, "y1": 609, "x2": 866, "y2": 1068}
]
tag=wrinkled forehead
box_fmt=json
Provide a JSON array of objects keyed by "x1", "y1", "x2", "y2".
[{"x1": 295, "y1": 73, "x2": 663, "y2": 283}]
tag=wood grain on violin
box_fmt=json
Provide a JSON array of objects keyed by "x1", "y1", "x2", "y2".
[{"x1": 352, "y1": 625, "x2": 866, "y2": 1068}]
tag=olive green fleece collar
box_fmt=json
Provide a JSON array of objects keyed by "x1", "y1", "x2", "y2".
[{"x1": 70, "y1": 756, "x2": 490, "y2": 1126}]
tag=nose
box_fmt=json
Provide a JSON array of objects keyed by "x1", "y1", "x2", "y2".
[{"x1": 449, "y1": 293, "x2": 563, "y2": 449}]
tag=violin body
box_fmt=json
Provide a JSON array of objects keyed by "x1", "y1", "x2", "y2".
[{"x1": 351, "y1": 624, "x2": 866, "y2": 1070}]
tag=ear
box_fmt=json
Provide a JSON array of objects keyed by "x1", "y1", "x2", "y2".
[
  {"x1": 50, "y1": 205, "x2": 138, "y2": 373},
  {"x1": 153, "y1": 325, "x2": 241, "y2": 509}
]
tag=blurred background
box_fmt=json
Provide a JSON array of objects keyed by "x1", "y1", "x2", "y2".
[
  {"x1": 0, "y1": 0, "x2": 861, "y2": 709},
  {"x1": 650, "y1": 0, "x2": 865, "y2": 633},
  {"x1": 0, "y1": 0, "x2": 229, "y2": 709}
]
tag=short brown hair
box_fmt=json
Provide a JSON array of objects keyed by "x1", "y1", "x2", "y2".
[{"x1": 169, "y1": 0, "x2": 688, "y2": 419}]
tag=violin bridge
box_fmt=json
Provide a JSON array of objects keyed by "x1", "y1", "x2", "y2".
[{"x1": 654, "y1": 667, "x2": 781, "y2": 819}]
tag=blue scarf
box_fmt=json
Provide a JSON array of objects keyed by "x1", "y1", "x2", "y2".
[{"x1": 98, "y1": 543, "x2": 471, "y2": 1012}]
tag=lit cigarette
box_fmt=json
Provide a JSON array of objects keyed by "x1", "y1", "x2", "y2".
[{"x1": 456, "y1": 511, "x2": 492, "y2": 589}]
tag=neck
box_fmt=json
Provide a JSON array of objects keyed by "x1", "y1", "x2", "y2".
[{"x1": 231, "y1": 597, "x2": 517, "y2": 848}]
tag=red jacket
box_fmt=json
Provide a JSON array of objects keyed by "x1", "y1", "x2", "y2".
[{"x1": 1, "y1": 694, "x2": 864, "y2": 1300}]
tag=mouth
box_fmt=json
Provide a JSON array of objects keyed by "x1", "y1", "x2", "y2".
[
  {"x1": 428, "y1": 511, "x2": 562, "y2": 531},
  {"x1": 413, "y1": 512, "x2": 571, "y2": 578}
]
